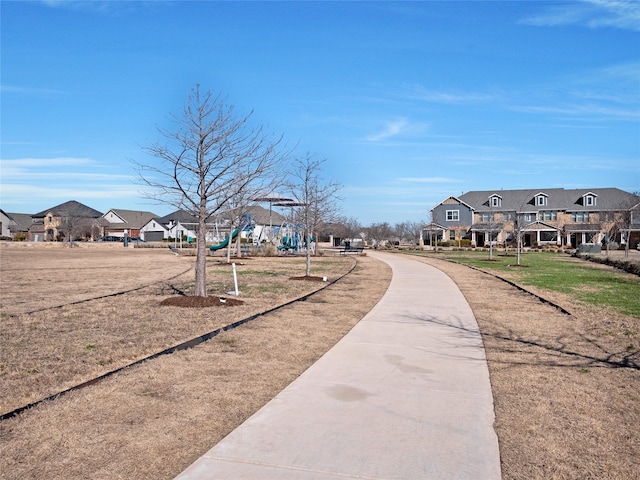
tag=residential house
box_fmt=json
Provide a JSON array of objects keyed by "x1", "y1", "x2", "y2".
[
  {"x1": 430, "y1": 188, "x2": 640, "y2": 249},
  {"x1": 140, "y1": 209, "x2": 200, "y2": 242},
  {"x1": 215, "y1": 205, "x2": 287, "y2": 244},
  {"x1": 0, "y1": 210, "x2": 13, "y2": 238},
  {"x1": 139, "y1": 205, "x2": 288, "y2": 244},
  {"x1": 31, "y1": 200, "x2": 103, "y2": 241},
  {"x1": 101, "y1": 209, "x2": 158, "y2": 239},
  {"x1": 2, "y1": 212, "x2": 34, "y2": 239}
]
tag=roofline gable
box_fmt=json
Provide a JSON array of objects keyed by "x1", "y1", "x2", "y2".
[
  {"x1": 432, "y1": 196, "x2": 475, "y2": 211},
  {"x1": 103, "y1": 209, "x2": 127, "y2": 223}
]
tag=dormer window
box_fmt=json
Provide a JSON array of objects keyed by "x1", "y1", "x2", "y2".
[
  {"x1": 489, "y1": 194, "x2": 502, "y2": 208},
  {"x1": 583, "y1": 192, "x2": 597, "y2": 207},
  {"x1": 535, "y1": 193, "x2": 548, "y2": 206}
]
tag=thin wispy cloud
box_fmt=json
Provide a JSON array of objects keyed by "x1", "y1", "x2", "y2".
[
  {"x1": 511, "y1": 102, "x2": 637, "y2": 120},
  {"x1": 1, "y1": 183, "x2": 141, "y2": 201},
  {"x1": 2, "y1": 170, "x2": 133, "y2": 181},
  {"x1": 506, "y1": 61, "x2": 640, "y2": 122},
  {"x1": 365, "y1": 118, "x2": 430, "y2": 142},
  {"x1": 397, "y1": 84, "x2": 495, "y2": 105},
  {"x1": 366, "y1": 119, "x2": 410, "y2": 142},
  {"x1": 1, "y1": 157, "x2": 134, "y2": 189},
  {"x1": 1, "y1": 157, "x2": 96, "y2": 170},
  {"x1": 0, "y1": 85, "x2": 66, "y2": 96},
  {"x1": 345, "y1": 185, "x2": 428, "y2": 197},
  {"x1": 521, "y1": 0, "x2": 640, "y2": 31},
  {"x1": 38, "y1": 0, "x2": 137, "y2": 15}
]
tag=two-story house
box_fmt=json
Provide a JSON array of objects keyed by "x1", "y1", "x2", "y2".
[
  {"x1": 430, "y1": 188, "x2": 640, "y2": 249},
  {"x1": 31, "y1": 200, "x2": 103, "y2": 242}
]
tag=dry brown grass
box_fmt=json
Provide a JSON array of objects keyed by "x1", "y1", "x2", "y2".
[
  {"x1": 0, "y1": 243, "x2": 388, "y2": 479},
  {"x1": 0, "y1": 244, "x2": 356, "y2": 414},
  {"x1": 412, "y1": 255, "x2": 640, "y2": 480},
  {"x1": 1, "y1": 244, "x2": 638, "y2": 479}
]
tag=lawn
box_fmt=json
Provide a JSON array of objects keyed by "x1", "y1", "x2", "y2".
[
  {"x1": 411, "y1": 250, "x2": 640, "y2": 318},
  {"x1": 0, "y1": 244, "x2": 355, "y2": 415}
]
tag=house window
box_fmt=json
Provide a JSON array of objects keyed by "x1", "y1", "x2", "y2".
[
  {"x1": 540, "y1": 231, "x2": 557, "y2": 242},
  {"x1": 504, "y1": 212, "x2": 515, "y2": 221},
  {"x1": 490, "y1": 196, "x2": 502, "y2": 208},
  {"x1": 571, "y1": 212, "x2": 590, "y2": 222},
  {"x1": 152, "y1": 222, "x2": 156, "y2": 228},
  {"x1": 536, "y1": 195, "x2": 547, "y2": 206},
  {"x1": 446, "y1": 210, "x2": 459, "y2": 221},
  {"x1": 524, "y1": 213, "x2": 535, "y2": 222},
  {"x1": 584, "y1": 195, "x2": 596, "y2": 206},
  {"x1": 540, "y1": 211, "x2": 557, "y2": 221},
  {"x1": 449, "y1": 230, "x2": 456, "y2": 240},
  {"x1": 479, "y1": 212, "x2": 494, "y2": 222}
]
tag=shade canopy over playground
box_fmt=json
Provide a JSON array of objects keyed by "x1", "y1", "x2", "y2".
[{"x1": 250, "y1": 193, "x2": 294, "y2": 227}]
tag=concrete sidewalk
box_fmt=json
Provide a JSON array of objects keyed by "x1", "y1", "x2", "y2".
[{"x1": 175, "y1": 251, "x2": 501, "y2": 479}]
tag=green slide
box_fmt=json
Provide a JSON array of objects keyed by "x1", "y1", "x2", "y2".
[{"x1": 209, "y1": 229, "x2": 239, "y2": 252}]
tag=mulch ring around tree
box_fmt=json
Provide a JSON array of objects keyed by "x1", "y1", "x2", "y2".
[
  {"x1": 290, "y1": 276, "x2": 327, "y2": 282},
  {"x1": 160, "y1": 296, "x2": 244, "y2": 307}
]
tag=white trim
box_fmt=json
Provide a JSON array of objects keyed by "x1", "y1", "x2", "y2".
[{"x1": 446, "y1": 209, "x2": 460, "y2": 221}]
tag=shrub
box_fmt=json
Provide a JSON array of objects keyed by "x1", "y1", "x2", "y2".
[{"x1": 576, "y1": 253, "x2": 640, "y2": 276}]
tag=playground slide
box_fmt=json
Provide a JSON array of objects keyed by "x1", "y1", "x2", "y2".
[{"x1": 209, "y1": 229, "x2": 239, "y2": 252}]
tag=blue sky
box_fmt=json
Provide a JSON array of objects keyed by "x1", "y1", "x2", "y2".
[{"x1": 1, "y1": 0, "x2": 639, "y2": 225}]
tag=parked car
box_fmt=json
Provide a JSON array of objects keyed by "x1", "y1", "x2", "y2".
[{"x1": 97, "y1": 236, "x2": 122, "y2": 242}]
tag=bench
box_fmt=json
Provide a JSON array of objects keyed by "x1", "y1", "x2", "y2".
[{"x1": 339, "y1": 246, "x2": 364, "y2": 255}]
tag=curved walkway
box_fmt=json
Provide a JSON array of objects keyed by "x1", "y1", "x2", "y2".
[{"x1": 175, "y1": 251, "x2": 501, "y2": 479}]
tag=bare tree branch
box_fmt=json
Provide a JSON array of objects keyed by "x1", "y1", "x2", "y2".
[{"x1": 133, "y1": 85, "x2": 288, "y2": 296}]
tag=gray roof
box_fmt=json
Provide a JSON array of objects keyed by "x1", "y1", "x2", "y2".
[
  {"x1": 104, "y1": 209, "x2": 158, "y2": 229},
  {"x1": 32, "y1": 200, "x2": 103, "y2": 219},
  {"x1": 157, "y1": 209, "x2": 199, "y2": 225},
  {"x1": 219, "y1": 205, "x2": 287, "y2": 226},
  {"x1": 5, "y1": 212, "x2": 34, "y2": 232},
  {"x1": 458, "y1": 188, "x2": 638, "y2": 212}
]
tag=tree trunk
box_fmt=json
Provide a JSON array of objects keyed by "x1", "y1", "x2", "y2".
[
  {"x1": 305, "y1": 228, "x2": 312, "y2": 277},
  {"x1": 195, "y1": 216, "x2": 208, "y2": 297},
  {"x1": 625, "y1": 228, "x2": 631, "y2": 258},
  {"x1": 235, "y1": 230, "x2": 242, "y2": 258}
]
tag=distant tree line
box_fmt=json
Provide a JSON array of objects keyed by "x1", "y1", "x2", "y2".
[{"x1": 318, "y1": 218, "x2": 426, "y2": 248}]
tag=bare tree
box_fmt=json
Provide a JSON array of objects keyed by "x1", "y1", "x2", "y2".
[
  {"x1": 394, "y1": 220, "x2": 425, "y2": 247},
  {"x1": 287, "y1": 153, "x2": 341, "y2": 276},
  {"x1": 136, "y1": 85, "x2": 287, "y2": 296},
  {"x1": 320, "y1": 216, "x2": 361, "y2": 245},
  {"x1": 430, "y1": 209, "x2": 441, "y2": 253},
  {"x1": 513, "y1": 211, "x2": 526, "y2": 266},
  {"x1": 364, "y1": 222, "x2": 394, "y2": 249},
  {"x1": 609, "y1": 191, "x2": 640, "y2": 257},
  {"x1": 58, "y1": 213, "x2": 95, "y2": 243}
]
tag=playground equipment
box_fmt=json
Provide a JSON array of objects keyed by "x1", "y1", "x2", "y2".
[
  {"x1": 276, "y1": 224, "x2": 314, "y2": 254},
  {"x1": 277, "y1": 228, "x2": 301, "y2": 253},
  {"x1": 209, "y1": 228, "x2": 240, "y2": 252}
]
